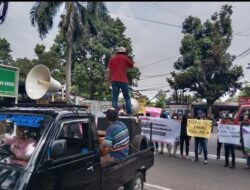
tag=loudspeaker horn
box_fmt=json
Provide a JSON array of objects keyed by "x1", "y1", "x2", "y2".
[{"x1": 25, "y1": 64, "x2": 62, "y2": 100}]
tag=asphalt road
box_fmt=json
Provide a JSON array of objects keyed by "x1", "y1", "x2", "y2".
[
  {"x1": 156, "y1": 126, "x2": 245, "y2": 159},
  {"x1": 143, "y1": 128, "x2": 250, "y2": 190},
  {"x1": 145, "y1": 154, "x2": 249, "y2": 190}
]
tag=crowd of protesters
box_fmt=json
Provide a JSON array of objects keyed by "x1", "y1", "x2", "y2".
[{"x1": 145, "y1": 110, "x2": 250, "y2": 170}]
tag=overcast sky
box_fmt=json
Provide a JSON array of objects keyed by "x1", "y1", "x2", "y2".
[{"x1": 1, "y1": 2, "x2": 250, "y2": 100}]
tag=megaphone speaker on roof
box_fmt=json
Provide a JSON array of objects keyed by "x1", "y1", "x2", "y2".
[{"x1": 25, "y1": 64, "x2": 62, "y2": 100}]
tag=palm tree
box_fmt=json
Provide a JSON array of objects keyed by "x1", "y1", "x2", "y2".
[
  {"x1": 0, "y1": 1, "x2": 8, "y2": 24},
  {"x1": 30, "y1": 2, "x2": 108, "y2": 101}
]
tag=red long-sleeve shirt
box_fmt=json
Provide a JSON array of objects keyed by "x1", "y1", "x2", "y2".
[{"x1": 108, "y1": 54, "x2": 134, "y2": 83}]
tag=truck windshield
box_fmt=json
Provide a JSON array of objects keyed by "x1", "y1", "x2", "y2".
[{"x1": 0, "y1": 113, "x2": 51, "y2": 169}]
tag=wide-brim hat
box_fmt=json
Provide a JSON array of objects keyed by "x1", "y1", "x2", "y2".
[{"x1": 116, "y1": 46, "x2": 126, "y2": 53}]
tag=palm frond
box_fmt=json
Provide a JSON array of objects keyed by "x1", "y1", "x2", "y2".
[
  {"x1": 86, "y1": 16, "x2": 98, "y2": 36},
  {"x1": 86, "y1": 1, "x2": 108, "y2": 20},
  {"x1": 30, "y1": 2, "x2": 62, "y2": 39}
]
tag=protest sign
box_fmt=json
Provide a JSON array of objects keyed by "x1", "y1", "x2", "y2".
[
  {"x1": 218, "y1": 124, "x2": 241, "y2": 145},
  {"x1": 139, "y1": 116, "x2": 180, "y2": 145},
  {"x1": 242, "y1": 126, "x2": 250, "y2": 153},
  {"x1": 187, "y1": 119, "x2": 212, "y2": 138}
]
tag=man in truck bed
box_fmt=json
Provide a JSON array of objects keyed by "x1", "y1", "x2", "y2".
[{"x1": 100, "y1": 109, "x2": 129, "y2": 167}]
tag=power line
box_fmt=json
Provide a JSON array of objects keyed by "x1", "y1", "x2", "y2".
[
  {"x1": 141, "y1": 72, "x2": 171, "y2": 78},
  {"x1": 150, "y1": 3, "x2": 188, "y2": 19},
  {"x1": 137, "y1": 82, "x2": 169, "y2": 88},
  {"x1": 114, "y1": 13, "x2": 182, "y2": 29},
  {"x1": 139, "y1": 73, "x2": 171, "y2": 81},
  {"x1": 235, "y1": 48, "x2": 250, "y2": 60},
  {"x1": 234, "y1": 27, "x2": 250, "y2": 36},
  {"x1": 135, "y1": 85, "x2": 170, "y2": 91},
  {"x1": 139, "y1": 75, "x2": 170, "y2": 81},
  {"x1": 139, "y1": 55, "x2": 178, "y2": 69},
  {"x1": 126, "y1": 15, "x2": 182, "y2": 28}
]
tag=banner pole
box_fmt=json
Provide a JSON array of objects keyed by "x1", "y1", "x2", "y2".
[{"x1": 150, "y1": 122, "x2": 153, "y2": 142}]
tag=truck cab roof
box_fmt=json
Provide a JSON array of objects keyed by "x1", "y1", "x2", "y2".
[{"x1": 1, "y1": 104, "x2": 93, "y2": 118}]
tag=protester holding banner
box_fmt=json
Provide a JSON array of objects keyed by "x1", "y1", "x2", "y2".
[
  {"x1": 166, "y1": 113, "x2": 180, "y2": 157},
  {"x1": 139, "y1": 113, "x2": 181, "y2": 156},
  {"x1": 179, "y1": 113, "x2": 191, "y2": 158},
  {"x1": 240, "y1": 115, "x2": 250, "y2": 169},
  {"x1": 159, "y1": 110, "x2": 170, "y2": 154},
  {"x1": 240, "y1": 115, "x2": 250, "y2": 156},
  {"x1": 193, "y1": 114, "x2": 208, "y2": 164},
  {"x1": 221, "y1": 116, "x2": 236, "y2": 169},
  {"x1": 216, "y1": 135, "x2": 223, "y2": 160}
]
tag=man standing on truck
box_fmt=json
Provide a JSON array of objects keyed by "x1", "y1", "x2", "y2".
[
  {"x1": 105, "y1": 47, "x2": 134, "y2": 116},
  {"x1": 100, "y1": 108, "x2": 130, "y2": 167}
]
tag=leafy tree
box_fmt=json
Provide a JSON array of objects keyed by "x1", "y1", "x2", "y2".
[
  {"x1": 33, "y1": 44, "x2": 64, "y2": 82},
  {"x1": 0, "y1": 37, "x2": 12, "y2": 65},
  {"x1": 154, "y1": 90, "x2": 166, "y2": 108},
  {"x1": 11, "y1": 58, "x2": 35, "y2": 82},
  {"x1": 167, "y1": 5, "x2": 243, "y2": 113},
  {"x1": 53, "y1": 16, "x2": 140, "y2": 100},
  {"x1": 30, "y1": 2, "x2": 108, "y2": 101},
  {"x1": 238, "y1": 85, "x2": 250, "y2": 97}
]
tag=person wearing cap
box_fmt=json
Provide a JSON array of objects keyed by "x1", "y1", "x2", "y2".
[
  {"x1": 106, "y1": 47, "x2": 134, "y2": 115},
  {"x1": 100, "y1": 109, "x2": 129, "y2": 167}
]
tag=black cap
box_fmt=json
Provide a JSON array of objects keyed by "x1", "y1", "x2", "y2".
[{"x1": 106, "y1": 109, "x2": 118, "y2": 122}]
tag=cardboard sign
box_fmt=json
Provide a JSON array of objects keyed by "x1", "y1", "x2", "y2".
[{"x1": 187, "y1": 119, "x2": 212, "y2": 138}]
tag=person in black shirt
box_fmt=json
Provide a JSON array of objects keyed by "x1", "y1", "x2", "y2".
[{"x1": 180, "y1": 113, "x2": 191, "y2": 158}]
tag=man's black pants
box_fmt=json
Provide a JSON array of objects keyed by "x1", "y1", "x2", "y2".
[
  {"x1": 180, "y1": 135, "x2": 190, "y2": 156},
  {"x1": 224, "y1": 143, "x2": 235, "y2": 165}
]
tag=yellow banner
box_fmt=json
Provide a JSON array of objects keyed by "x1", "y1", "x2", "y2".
[{"x1": 187, "y1": 119, "x2": 212, "y2": 138}]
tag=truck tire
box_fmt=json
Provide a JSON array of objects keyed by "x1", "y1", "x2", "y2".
[
  {"x1": 124, "y1": 172, "x2": 144, "y2": 190},
  {"x1": 130, "y1": 135, "x2": 148, "y2": 154}
]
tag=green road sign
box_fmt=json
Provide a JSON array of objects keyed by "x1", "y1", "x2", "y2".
[{"x1": 0, "y1": 65, "x2": 19, "y2": 98}]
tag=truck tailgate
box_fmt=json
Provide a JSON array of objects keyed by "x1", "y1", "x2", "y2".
[{"x1": 101, "y1": 149, "x2": 154, "y2": 190}]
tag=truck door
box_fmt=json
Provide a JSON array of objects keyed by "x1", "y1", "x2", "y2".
[{"x1": 32, "y1": 119, "x2": 101, "y2": 190}]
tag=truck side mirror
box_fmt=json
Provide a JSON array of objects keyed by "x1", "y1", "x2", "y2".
[{"x1": 51, "y1": 139, "x2": 67, "y2": 159}]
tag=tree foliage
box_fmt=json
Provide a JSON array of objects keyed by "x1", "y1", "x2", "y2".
[
  {"x1": 154, "y1": 90, "x2": 167, "y2": 108},
  {"x1": 0, "y1": 37, "x2": 12, "y2": 65},
  {"x1": 53, "y1": 15, "x2": 140, "y2": 100},
  {"x1": 11, "y1": 58, "x2": 35, "y2": 82},
  {"x1": 33, "y1": 44, "x2": 64, "y2": 82},
  {"x1": 239, "y1": 85, "x2": 250, "y2": 97},
  {"x1": 167, "y1": 5, "x2": 243, "y2": 112},
  {"x1": 30, "y1": 1, "x2": 108, "y2": 101}
]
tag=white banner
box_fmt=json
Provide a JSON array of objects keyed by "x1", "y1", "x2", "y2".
[
  {"x1": 218, "y1": 124, "x2": 241, "y2": 145},
  {"x1": 139, "y1": 116, "x2": 181, "y2": 145},
  {"x1": 242, "y1": 126, "x2": 250, "y2": 153}
]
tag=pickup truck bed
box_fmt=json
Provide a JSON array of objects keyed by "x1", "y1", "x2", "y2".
[{"x1": 102, "y1": 148, "x2": 154, "y2": 190}]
